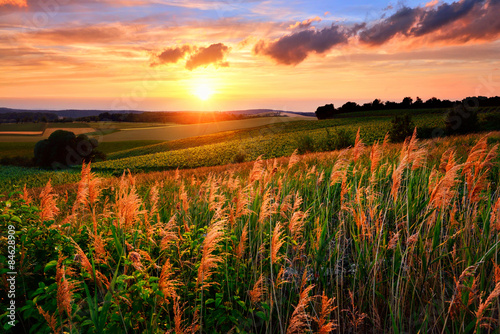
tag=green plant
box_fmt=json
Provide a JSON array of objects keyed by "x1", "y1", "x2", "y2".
[
  {"x1": 389, "y1": 114, "x2": 414, "y2": 142},
  {"x1": 296, "y1": 134, "x2": 315, "y2": 154}
]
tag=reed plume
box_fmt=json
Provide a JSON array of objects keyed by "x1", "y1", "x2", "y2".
[
  {"x1": 160, "y1": 215, "x2": 179, "y2": 252},
  {"x1": 491, "y1": 196, "x2": 500, "y2": 231},
  {"x1": 330, "y1": 149, "x2": 349, "y2": 185},
  {"x1": 197, "y1": 219, "x2": 226, "y2": 289},
  {"x1": 288, "y1": 149, "x2": 300, "y2": 169},
  {"x1": 315, "y1": 292, "x2": 337, "y2": 334},
  {"x1": 159, "y1": 259, "x2": 178, "y2": 300},
  {"x1": 39, "y1": 179, "x2": 59, "y2": 221},
  {"x1": 475, "y1": 281, "x2": 500, "y2": 331},
  {"x1": 249, "y1": 274, "x2": 267, "y2": 304},
  {"x1": 235, "y1": 223, "x2": 248, "y2": 260},
  {"x1": 36, "y1": 304, "x2": 58, "y2": 333},
  {"x1": 250, "y1": 156, "x2": 264, "y2": 183},
  {"x1": 391, "y1": 154, "x2": 408, "y2": 202},
  {"x1": 286, "y1": 272, "x2": 314, "y2": 334},
  {"x1": 448, "y1": 265, "x2": 477, "y2": 319},
  {"x1": 21, "y1": 184, "x2": 32, "y2": 204},
  {"x1": 353, "y1": 128, "x2": 365, "y2": 163},
  {"x1": 56, "y1": 255, "x2": 75, "y2": 318},
  {"x1": 271, "y1": 222, "x2": 285, "y2": 264},
  {"x1": 429, "y1": 164, "x2": 462, "y2": 209},
  {"x1": 370, "y1": 141, "x2": 381, "y2": 174}
]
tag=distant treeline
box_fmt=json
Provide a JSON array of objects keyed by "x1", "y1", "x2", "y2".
[
  {"x1": 76, "y1": 111, "x2": 248, "y2": 124},
  {"x1": 0, "y1": 112, "x2": 58, "y2": 123},
  {"x1": 315, "y1": 96, "x2": 500, "y2": 119},
  {"x1": 0, "y1": 110, "x2": 257, "y2": 124}
]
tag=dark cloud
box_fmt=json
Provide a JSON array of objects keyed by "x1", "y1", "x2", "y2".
[
  {"x1": 358, "y1": 6, "x2": 421, "y2": 45},
  {"x1": 185, "y1": 43, "x2": 230, "y2": 70},
  {"x1": 411, "y1": 0, "x2": 483, "y2": 36},
  {"x1": 433, "y1": 0, "x2": 500, "y2": 42},
  {"x1": 253, "y1": 24, "x2": 349, "y2": 65},
  {"x1": 359, "y1": 0, "x2": 499, "y2": 46},
  {"x1": 152, "y1": 45, "x2": 191, "y2": 66}
]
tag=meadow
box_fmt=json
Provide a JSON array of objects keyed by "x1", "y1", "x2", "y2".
[{"x1": 1, "y1": 129, "x2": 500, "y2": 333}]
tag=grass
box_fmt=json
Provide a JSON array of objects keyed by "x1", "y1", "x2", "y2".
[
  {"x1": 0, "y1": 142, "x2": 36, "y2": 158},
  {"x1": 1, "y1": 131, "x2": 499, "y2": 333},
  {"x1": 46, "y1": 123, "x2": 91, "y2": 128},
  {"x1": 0, "y1": 123, "x2": 46, "y2": 132},
  {"x1": 97, "y1": 140, "x2": 165, "y2": 155}
]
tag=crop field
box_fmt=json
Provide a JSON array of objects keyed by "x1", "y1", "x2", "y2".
[
  {"x1": 0, "y1": 123, "x2": 47, "y2": 132},
  {"x1": 1, "y1": 131, "x2": 500, "y2": 333}
]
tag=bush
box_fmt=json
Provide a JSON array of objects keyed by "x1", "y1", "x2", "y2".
[
  {"x1": 233, "y1": 150, "x2": 247, "y2": 163},
  {"x1": 389, "y1": 114, "x2": 414, "y2": 142},
  {"x1": 297, "y1": 134, "x2": 315, "y2": 154},
  {"x1": 321, "y1": 128, "x2": 353, "y2": 151},
  {"x1": 445, "y1": 106, "x2": 479, "y2": 134},
  {"x1": 34, "y1": 130, "x2": 106, "y2": 168}
]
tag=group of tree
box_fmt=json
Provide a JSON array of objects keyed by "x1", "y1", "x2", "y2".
[
  {"x1": 34, "y1": 130, "x2": 105, "y2": 168},
  {"x1": 315, "y1": 95, "x2": 500, "y2": 119}
]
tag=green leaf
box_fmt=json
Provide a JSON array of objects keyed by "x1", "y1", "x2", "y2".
[{"x1": 44, "y1": 260, "x2": 58, "y2": 273}]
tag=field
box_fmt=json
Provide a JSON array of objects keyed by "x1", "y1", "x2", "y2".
[{"x1": 1, "y1": 130, "x2": 500, "y2": 333}]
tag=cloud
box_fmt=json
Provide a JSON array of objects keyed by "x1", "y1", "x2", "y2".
[
  {"x1": 151, "y1": 45, "x2": 191, "y2": 66},
  {"x1": 151, "y1": 43, "x2": 231, "y2": 70},
  {"x1": 288, "y1": 16, "x2": 322, "y2": 30},
  {"x1": 411, "y1": 0, "x2": 482, "y2": 37},
  {"x1": 0, "y1": 0, "x2": 26, "y2": 6},
  {"x1": 358, "y1": 0, "x2": 499, "y2": 46},
  {"x1": 31, "y1": 25, "x2": 129, "y2": 44},
  {"x1": 253, "y1": 24, "x2": 349, "y2": 65},
  {"x1": 185, "y1": 43, "x2": 230, "y2": 70},
  {"x1": 358, "y1": 6, "x2": 422, "y2": 45}
]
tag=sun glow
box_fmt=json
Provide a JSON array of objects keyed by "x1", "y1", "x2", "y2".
[{"x1": 193, "y1": 83, "x2": 215, "y2": 101}]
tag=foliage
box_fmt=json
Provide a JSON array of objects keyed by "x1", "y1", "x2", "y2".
[
  {"x1": 2, "y1": 133, "x2": 500, "y2": 333},
  {"x1": 296, "y1": 134, "x2": 315, "y2": 154},
  {"x1": 445, "y1": 106, "x2": 479, "y2": 134},
  {"x1": 389, "y1": 114, "x2": 415, "y2": 142},
  {"x1": 34, "y1": 130, "x2": 106, "y2": 168}
]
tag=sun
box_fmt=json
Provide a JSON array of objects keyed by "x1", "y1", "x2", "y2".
[{"x1": 193, "y1": 83, "x2": 215, "y2": 101}]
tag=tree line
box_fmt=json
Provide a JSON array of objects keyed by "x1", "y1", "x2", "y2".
[{"x1": 315, "y1": 95, "x2": 500, "y2": 119}]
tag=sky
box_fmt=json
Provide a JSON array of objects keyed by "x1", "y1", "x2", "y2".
[{"x1": 0, "y1": 0, "x2": 499, "y2": 111}]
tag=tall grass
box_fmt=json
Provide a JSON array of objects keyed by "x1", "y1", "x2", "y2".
[{"x1": 2, "y1": 131, "x2": 500, "y2": 333}]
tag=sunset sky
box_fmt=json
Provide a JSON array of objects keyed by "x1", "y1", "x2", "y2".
[{"x1": 1, "y1": 0, "x2": 499, "y2": 111}]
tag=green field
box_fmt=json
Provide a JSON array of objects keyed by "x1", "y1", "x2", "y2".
[{"x1": 0, "y1": 123, "x2": 46, "y2": 132}]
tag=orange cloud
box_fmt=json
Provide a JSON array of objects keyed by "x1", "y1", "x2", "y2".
[
  {"x1": 186, "y1": 43, "x2": 230, "y2": 70},
  {"x1": 288, "y1": 16, "x2": 322, "y2": 30},
  {"x1": 0, "y1": 0, "x2": 27, "y2": 6},
  {"x1": 425, "y1": 0, "x2": 439, "y2": 7}
]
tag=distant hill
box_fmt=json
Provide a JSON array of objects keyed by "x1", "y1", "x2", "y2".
[{"x1": 0, "y1": 107, "x2": 313, "y2": 119}]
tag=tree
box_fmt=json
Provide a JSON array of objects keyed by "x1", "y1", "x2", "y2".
[
  {"x1": 372, "y1": 99, "x2": 382, "y2": 110},
  {"x1": 389, "y1": 114, "x2": 415, "y2": 142},
  {"x1": 340, "y1": 101, "x2": 359, "y2": 113},
  {"x1": 34, "y1": 130, "x2": 105, "y2": 168},
  {"x1": 444, "y1": 104, "x2": 479, "y2": 134},
  {"x1": 413, "y1": 97, "x2": 423, "y2": 108},
  {"x1": 315, "y1": 104, "x2": 336, "y2": 120},
  {"x1": 401, "y1": 97, "x2": 413, "y2": 108}
]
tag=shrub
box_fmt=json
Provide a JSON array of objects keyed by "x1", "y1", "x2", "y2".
[
  {"x1": 297, "y1": 134, "x2": 315, "y2": 154},
  {"x1": 321, "y1": 128, "x2": 353, "y2": 151},
  {"x1": 233, "y1": 150, "x2": 247, "y2": 163},
  {"x1": 389, "y1": 114, "x2": 414, "y2": 142},
  {"x1": 445, "y1": 106, "x2": 479, "y2": 134},
  {"x1": 34, "y1": 130, "x2": 106, "y2": 168}
]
